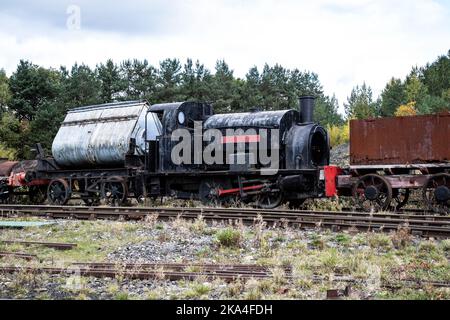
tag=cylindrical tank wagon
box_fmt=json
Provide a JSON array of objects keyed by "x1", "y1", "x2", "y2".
[{"x1": 32, "y1": 101, "x2": 162, "y2": 205}]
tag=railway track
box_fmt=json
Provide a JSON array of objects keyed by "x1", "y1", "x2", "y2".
[
  {"x1": 0, "y1": 263, "x2": 448, "y2": 290},
  {"x1": 0, "y1": 204, "x2": 449, "y2": 237}
]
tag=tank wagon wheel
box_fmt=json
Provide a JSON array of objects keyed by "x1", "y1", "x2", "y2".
[
  {"x1": 47, "y1": 179, "x2": 71, "y2": 205},
  {"x1": 29, "y1": 185, "x2": 47, "y2": 204},
  {"x1": 352, "y1": 174, "x2": 392, "y2": 212},
  {"x1": 391, "y1": 189, "x2": 410, "y2": 211},
  {"x1": 199, "y1": 178, "x2": 232, "y2": 206},
  {"x1": 422, "y1": 173, "x2": 450, "y2": 215},
  {"x1": 101, "y1": 177, "x2": 128, "y2": 206},
  {"x1": 256, "y1": 190, "x2": 283, "y2": 209}
]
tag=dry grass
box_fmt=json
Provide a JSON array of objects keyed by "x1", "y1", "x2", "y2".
[{"x1": 1, "y1": 213, "x2": 449, "y2": 300}]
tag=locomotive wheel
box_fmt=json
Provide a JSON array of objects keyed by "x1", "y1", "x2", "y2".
[
  {"x1": 391, "y1": 188, "x2": 410, "y2": 211},
  {"x1": 352, "y1": 174, "x2": 392, "y2": 212},
  {"x1": 256, "y1": 189, "x2": 283, "y2": 209},
  {"x1": 29, "y1": 185, "x2": 47, "y2": 204},
  {"x1": 198, "y1": 178, "x2": 232, "y2": 206},
  {"x1": 47, "y1": 179, "x2": 71, "y2": 205},
  {"x1": 101, "y1": 177, "x2": 128, "y2": 206},
  {"x1": 422, "y1": 173, "x2": 450, "y2": 215}
]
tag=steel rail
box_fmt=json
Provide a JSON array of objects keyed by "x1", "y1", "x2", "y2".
[
  {"x1": 0, "y1": 205, "x2": 449, "y2": 237},
  {"x1": 0, "y1": 265, "x2": 449, "y2": 289}
]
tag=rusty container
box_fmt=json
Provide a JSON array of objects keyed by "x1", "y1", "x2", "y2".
[
  {"x1": 350, "y1": 113, "x2": 450, "y2": 165},
  {"x1": 0, "y1": 161, "x2": 18, "y2": 177}
]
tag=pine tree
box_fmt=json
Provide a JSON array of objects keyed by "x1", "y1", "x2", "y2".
[
  {"x1": 380, "y1": 78, "x2": 406, "y2": 117},
  {"x1": 344, "y1": 83, "x2": 377, "y2": 120},
  {"x1": 97, "y1": 59, "x2": 124, "y2": 102}
]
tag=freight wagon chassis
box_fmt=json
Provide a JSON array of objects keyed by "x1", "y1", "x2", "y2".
[
  {"x1": 336, "y1": 164, "x2": 450, "y2": 214},
  {"x1": 36, "y1": 168, "x2": 146, "y2": 206}
]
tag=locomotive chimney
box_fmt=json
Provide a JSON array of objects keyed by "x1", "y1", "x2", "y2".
[{"x1": 299, "y1": 96, "x2": 315, "y2": 123}]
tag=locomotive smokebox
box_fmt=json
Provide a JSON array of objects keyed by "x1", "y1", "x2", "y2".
[{"x1": 299, "y1": 96, "x2": 315, "y2": 123}]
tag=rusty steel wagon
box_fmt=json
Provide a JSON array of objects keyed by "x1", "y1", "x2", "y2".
[{"x1": 335, "y1": 113, "x2": 450, "y2": 214}]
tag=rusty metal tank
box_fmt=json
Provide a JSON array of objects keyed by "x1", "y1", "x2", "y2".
[
  {"x1": 0, "y1": 161, "x2": 18, "y2": 177},
  {"x1": 350, "y1": 113, "x2": 450, "y2": 165},
  {"x1": 52, "y1": 101, "x2": 162, "y2": 168}
]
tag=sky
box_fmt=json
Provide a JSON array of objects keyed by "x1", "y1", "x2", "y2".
[{"x1": 0, "y1": 0, "x2": 449, "y2": 113}]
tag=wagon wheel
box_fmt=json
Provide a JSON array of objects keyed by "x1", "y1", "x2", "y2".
[
  {"x1": 199, "y1": 178, "x2": 232, "y2": 206},
  {"x1": 391, "y1": 188, "x2": 410, "y2": 211},
  {"x1": 101, "y1": 177, "x2": 128, "y2": 206},
  {"x1": 256, "y1": 189, "x2": 283, "y2": 209},
  {"x1": 352, "y1": 174, "x2": 392, "y2": 212},
  {"x1": 422, "y1": 173, "x2": 450, "y2": 215},
  {"x1": 29, "y1": 185, "x2": 47, "y2": 204},
  {"x1": 47, "y1": 179, "x2": 71, "y2": 205}
]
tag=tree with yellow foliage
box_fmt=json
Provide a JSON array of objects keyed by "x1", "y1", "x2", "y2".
[
  {"x1": 395, "y1": 101, "x2": 417, "y2": 117},
  {"x1": 327, "y1": 122, "x2": 350, "y2": 147}
]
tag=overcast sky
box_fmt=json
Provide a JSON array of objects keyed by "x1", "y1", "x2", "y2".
[{"x1": 0, "y1": 0, "x2": 449, "y2": 113}]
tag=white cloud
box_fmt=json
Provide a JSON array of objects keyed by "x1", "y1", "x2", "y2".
[{"x1": 0, "y1": 0, "x2": 449, "y2": 113}]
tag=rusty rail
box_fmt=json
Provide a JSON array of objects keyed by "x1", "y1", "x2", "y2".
[
  {"x1": 0, "y1": 264, "x2": 290, "y2": 282},
  {"x1": 0, "y1": 240, "x2": 77, "y2": 250},
  {"x1": 0, "y1": 204, "x2": 449, "y2": 237},
  {"x1": 0, "y1": 263, "x2": 449, "y2": 290},
  {"x1": 0, "y1": 251, "x2": 37, "y2": 260}
]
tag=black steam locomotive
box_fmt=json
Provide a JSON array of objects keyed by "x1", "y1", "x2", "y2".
[{"x1": 0, "y1": 96, "x2": 331, "y2": 208}]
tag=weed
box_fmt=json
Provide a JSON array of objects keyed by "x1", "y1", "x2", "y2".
[
  {"x1": 227, "y1": 279, "x2": 244, "y2": 298},
  {"x1": 115, "y1": 291, "x2": 129, "y2": 300},
  {"x1": 368, "y1": 234, "x2": 393, "y2": 250},
  {"x1": 391, "y1": 227, "x2": 412, "y2": 249},
  {"x1": 190, "y1": 215, "x2": 208, "y2": 234},
  {"x1": 334, "y1": 234, "x2": 351, "y2": 246},
  {"x1": 184, "y1": 282, "x2": 210, "y2": 299},
  {"x1": 440, "y1": 239, "x2": 450, "y2": 253},
  {"x1": 215, "y1": 228, "x2": 242, "y2": 248},
  {"x1": 310, "y1": 234, "x2": 326, "y2": 250}
]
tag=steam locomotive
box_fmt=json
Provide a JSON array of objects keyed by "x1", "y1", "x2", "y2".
[{"x1": 0, "y1": 96, "x2": 333, "y2": 208}]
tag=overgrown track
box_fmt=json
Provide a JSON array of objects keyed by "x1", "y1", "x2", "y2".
[
  {"x1": 0, "y1": 263, "x2": 449, "y2": 290},
  {"x1": 0, "y1": 263, "x2": 288, "y2": 282},
  {"x1": 0, "y1": 204, "x2": 449, "y2": 237}
]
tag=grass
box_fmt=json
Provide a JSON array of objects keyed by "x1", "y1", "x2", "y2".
[
  {"x1": 215, "y1": 228, "x2": 242, "y2": 248},
  {"x1": 1, "y1": 215, "x2": 449, "y2": 300},
  {"x1": 184, "y1": 282, "x2": 211, "y2": 299}
]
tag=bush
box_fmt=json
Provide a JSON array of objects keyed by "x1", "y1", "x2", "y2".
[
  {"x1": 327, "y1": 123, "x2": 349, "y2": 147},
  {"x1": 395, "y1": 102, "x2": 417, "y2": 117},
  {"x1": 215, "y1": 228, "x2": 242, "y2": 248}
]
